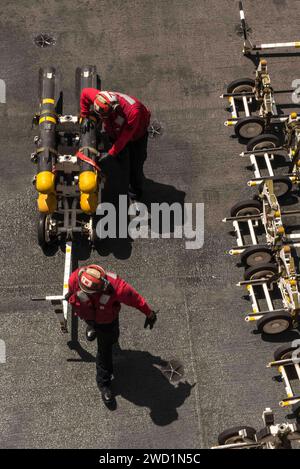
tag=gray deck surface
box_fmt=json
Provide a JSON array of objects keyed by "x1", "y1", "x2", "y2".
[{"x1": 0, "y1": 0, "x2": 300, "y2": 449}]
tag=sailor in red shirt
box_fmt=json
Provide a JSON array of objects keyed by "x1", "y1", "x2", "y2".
[
  {"x1": 80, "y1": 88, "x2": 151, "y2": 199},
  {"x1": 67, "y1": 264, "x2": 157, "y2": 406}
]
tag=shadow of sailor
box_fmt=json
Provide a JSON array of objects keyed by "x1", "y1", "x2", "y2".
[{"x1": 112, "y1": 349, "x2": 195, "y2": 426}]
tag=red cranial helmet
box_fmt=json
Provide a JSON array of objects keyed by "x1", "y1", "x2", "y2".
[
  {"x1": 93, "y1": 91, "x2": 119, "y2": 118},
  {"x1": 78, "y1": 264, "x2": 106, "y2": 293}
]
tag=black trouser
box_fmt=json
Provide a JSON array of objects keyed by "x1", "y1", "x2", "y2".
[
  {"x1": 127, "y1": 132, "x2": 148, "y2": 198},
  {"x1": 99, "y1": 149, "x2": 130, "y2": 203},
  {"x1": 95, "y1": 318, "x2": 120, "y2": 389},
  {"x1": 99, "y1": 132, "x2": 148, "y2": 201}
]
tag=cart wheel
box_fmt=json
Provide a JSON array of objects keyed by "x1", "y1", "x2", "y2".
[
  {"x1": 256, "y1": 427, "x2": 287, "y2": 446},
  {"x1": 227, "y1": 78, "x2": 255, "y2": 98},
  {"x1": 37, "y1": 214, "x2": 52, "y2": 247},
  {"x1": 257, "y1": 312, "x2": 292, "y2": 335},
  {"x1": 241, "y1": 246, "x2": 273, "y2": 267},
  {"x1": 244, "y1": 263, "x2": 277, "y2": 281},
  {"x1": 235, "y1": 117, "x2": 265, "y2": 140},
  {"x1": 273, "y1": 177, "x2": 292, "y2": 198},
  {"x1": 90, "y1": 229, "x2": 97, "y2": 246},
  {"x1": 89, "y1": 217, "x2": 98, "y2": 246},
  {"x1": 218, "y1": 426, "x2": 256, "y2": 446},
  {"x1": 259, "y1": 177, "x2": 292, "y2": 199},
  {"x1": 230, "y1": 199, "x2": 262, "y2": 217},
  {"x1": 287, "y1": 423, "x2": 300, "y2": 441},
  {"x1": 256, "y1": 427, "x2": 273, "y2": 445},
  {"x1": 273, "y1": 344, "x2": 300, "y2": 361},
  {"x1": 292, "y1": 402, "x2": 300, "y2": 419},
  {"x1": 247, "y1": 133, "x2": 280, "y2": 152}
]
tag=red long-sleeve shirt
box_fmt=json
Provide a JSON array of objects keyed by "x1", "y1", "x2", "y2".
[
  {"x1": 80, "y1": 88, "x2": 151, "y2": 156},
  {"x1": 68, "y1": 268, "x2": 152, "y2": 324}
]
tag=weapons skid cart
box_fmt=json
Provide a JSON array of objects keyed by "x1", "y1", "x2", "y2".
[
  {"x1": 212, "y1": 407, "x2": 300, "y2": 449},
  {"x1": 221, "y1": 58, "x2": 298, "y2": 140},
  {"x1": 224, "y1": 180, "x2": 300, "y2": 334},
  {"x1": 268, "y1": 343, "x2": 300, "y2": 417},
  {"x1": 239, "y1": 1, "x2": 300, "y2": 56},
  {"x1": 240, "y1": 113, "x2": 300, "y2": 195},
  {"x1": 31, "y1": 66, "x2": 102, "y2": 333}
]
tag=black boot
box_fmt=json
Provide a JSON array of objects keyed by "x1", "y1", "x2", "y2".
[
  {"x1": 85, "y1": 324, "x2": 96, "y2": 342},
  {"x1": 113, "y1": 341, "x2": 123, "y2": 356},
  {"x1": 128, "y1": 185, "x2": 142, "y2": 201},
  {"x1": 100, "y1": 385, "x2": 116, "y2": 409}
]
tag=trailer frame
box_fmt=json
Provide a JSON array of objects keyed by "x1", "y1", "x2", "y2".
[
  {"x1": 221, "y1": 59, "x2": 300, "y2": 138},
  {"x1": 212, "y1": 407, "x2": 300, "y2": 449},
  {"x1": 31, "y1": 66, "x2": 102, "y2": 334},
  {"x1": 268, "y1": 344, "x2": 300, "y2": 412}
]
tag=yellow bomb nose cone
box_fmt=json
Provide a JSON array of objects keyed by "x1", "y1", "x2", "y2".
[
  {"x1": 37, "y1": 193, "x2": 57, "y2": 213},
  {"x1": 36, "y1": 171, "x2": 55, "y2": 194},
  {"x1": 79, "y1": 171, "x2": 97, "y2": 193},
  {"x1": 291, "y1": 112, "x2": 298, "y2": 119},
  {"x1": 80, "y1": 193, "x2": 98, "y2": 214}
]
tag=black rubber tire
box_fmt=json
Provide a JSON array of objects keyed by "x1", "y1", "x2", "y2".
[
  {"x1": 227, "y1": 78, "x2": 255, "y2": 95},
  {"x1": 235, "y1": 116, "x2": 265, "y2": 140},
  {"x1": 258, "y1": 177, "x2": 292, "y2": 199},
  {"x1": 240, "y1": 246, "x2": 273, "y2": 267},
  {"x1": 230, "y1": 199, "x2": 262, "y2": 217},
  {"x1": 256, "y1": 427, "x2": 272, "y2": 444},
  {"x1": 256, "y1": 427, "x2": 287, "y2": 446},
  {"x1": 274, "y1": 344, "x2": 300, "y2": 361},
  {"x1": 244, "y1": 263, "x2": 277, "y2": 281},
  {"x1": 273, "y1": 177, "x2": 293, "y2": 198},
  {"x1": 90, "y1": 216, "x2": 98, "y2": 246},
  {"x1": 256, "y1": 427, "x2": 297, "y2": 449},
  {"x1": 290, "y1": 422, "x2": 300, "y2": 440},
  {"x1": 37, "y1": 214, "x2": 47, "y2": 247},
  {"x1": 257, "y1": 312, "x2": 292, "y2": 335},
  {"x1": 90, "y1": 229, "x2": 97, "y2": 246},
  {"x1": 218, "y1": 426, "x2": 256, "y2": 446},
  {"x1": 37, "y1": 214, "x2": 54, "y2": 247},
  {"x1": 247, "y1": 133, "x2": 280, "y2": 152}
]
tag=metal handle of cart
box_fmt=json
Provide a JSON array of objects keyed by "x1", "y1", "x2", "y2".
[
  {"x1": 31, "y1": 241, "x2": 72, "y2": 334},
  {"x1": 211, "y1": 440, "x2": 261, "y2": 450},
  {"x1": 239, "y1": 1, "x2": 300, "y2": 54},
  {"x1": 32, "y1": 294, "x2": 68, "y2": 334},
  {"x1": 32, "y1": 295, "x2": 65, "y2": 302},
  {"x1": 240, "y1": 147, "x2": 285, "y2": 157}
]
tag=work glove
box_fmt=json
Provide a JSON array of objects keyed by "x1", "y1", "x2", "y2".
[
  {"x1": 144, "y1": 311, "x2": 157, "y2": 330},
  {"x1": 80, "y1": 116, "x2": 95, "y2": 134},
  {"x1": 64, "y1": 291, "x2": 72, "y2": 301},
  {"x1": 98, "y1": 151, "x2": 113, "y2": 166}
]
